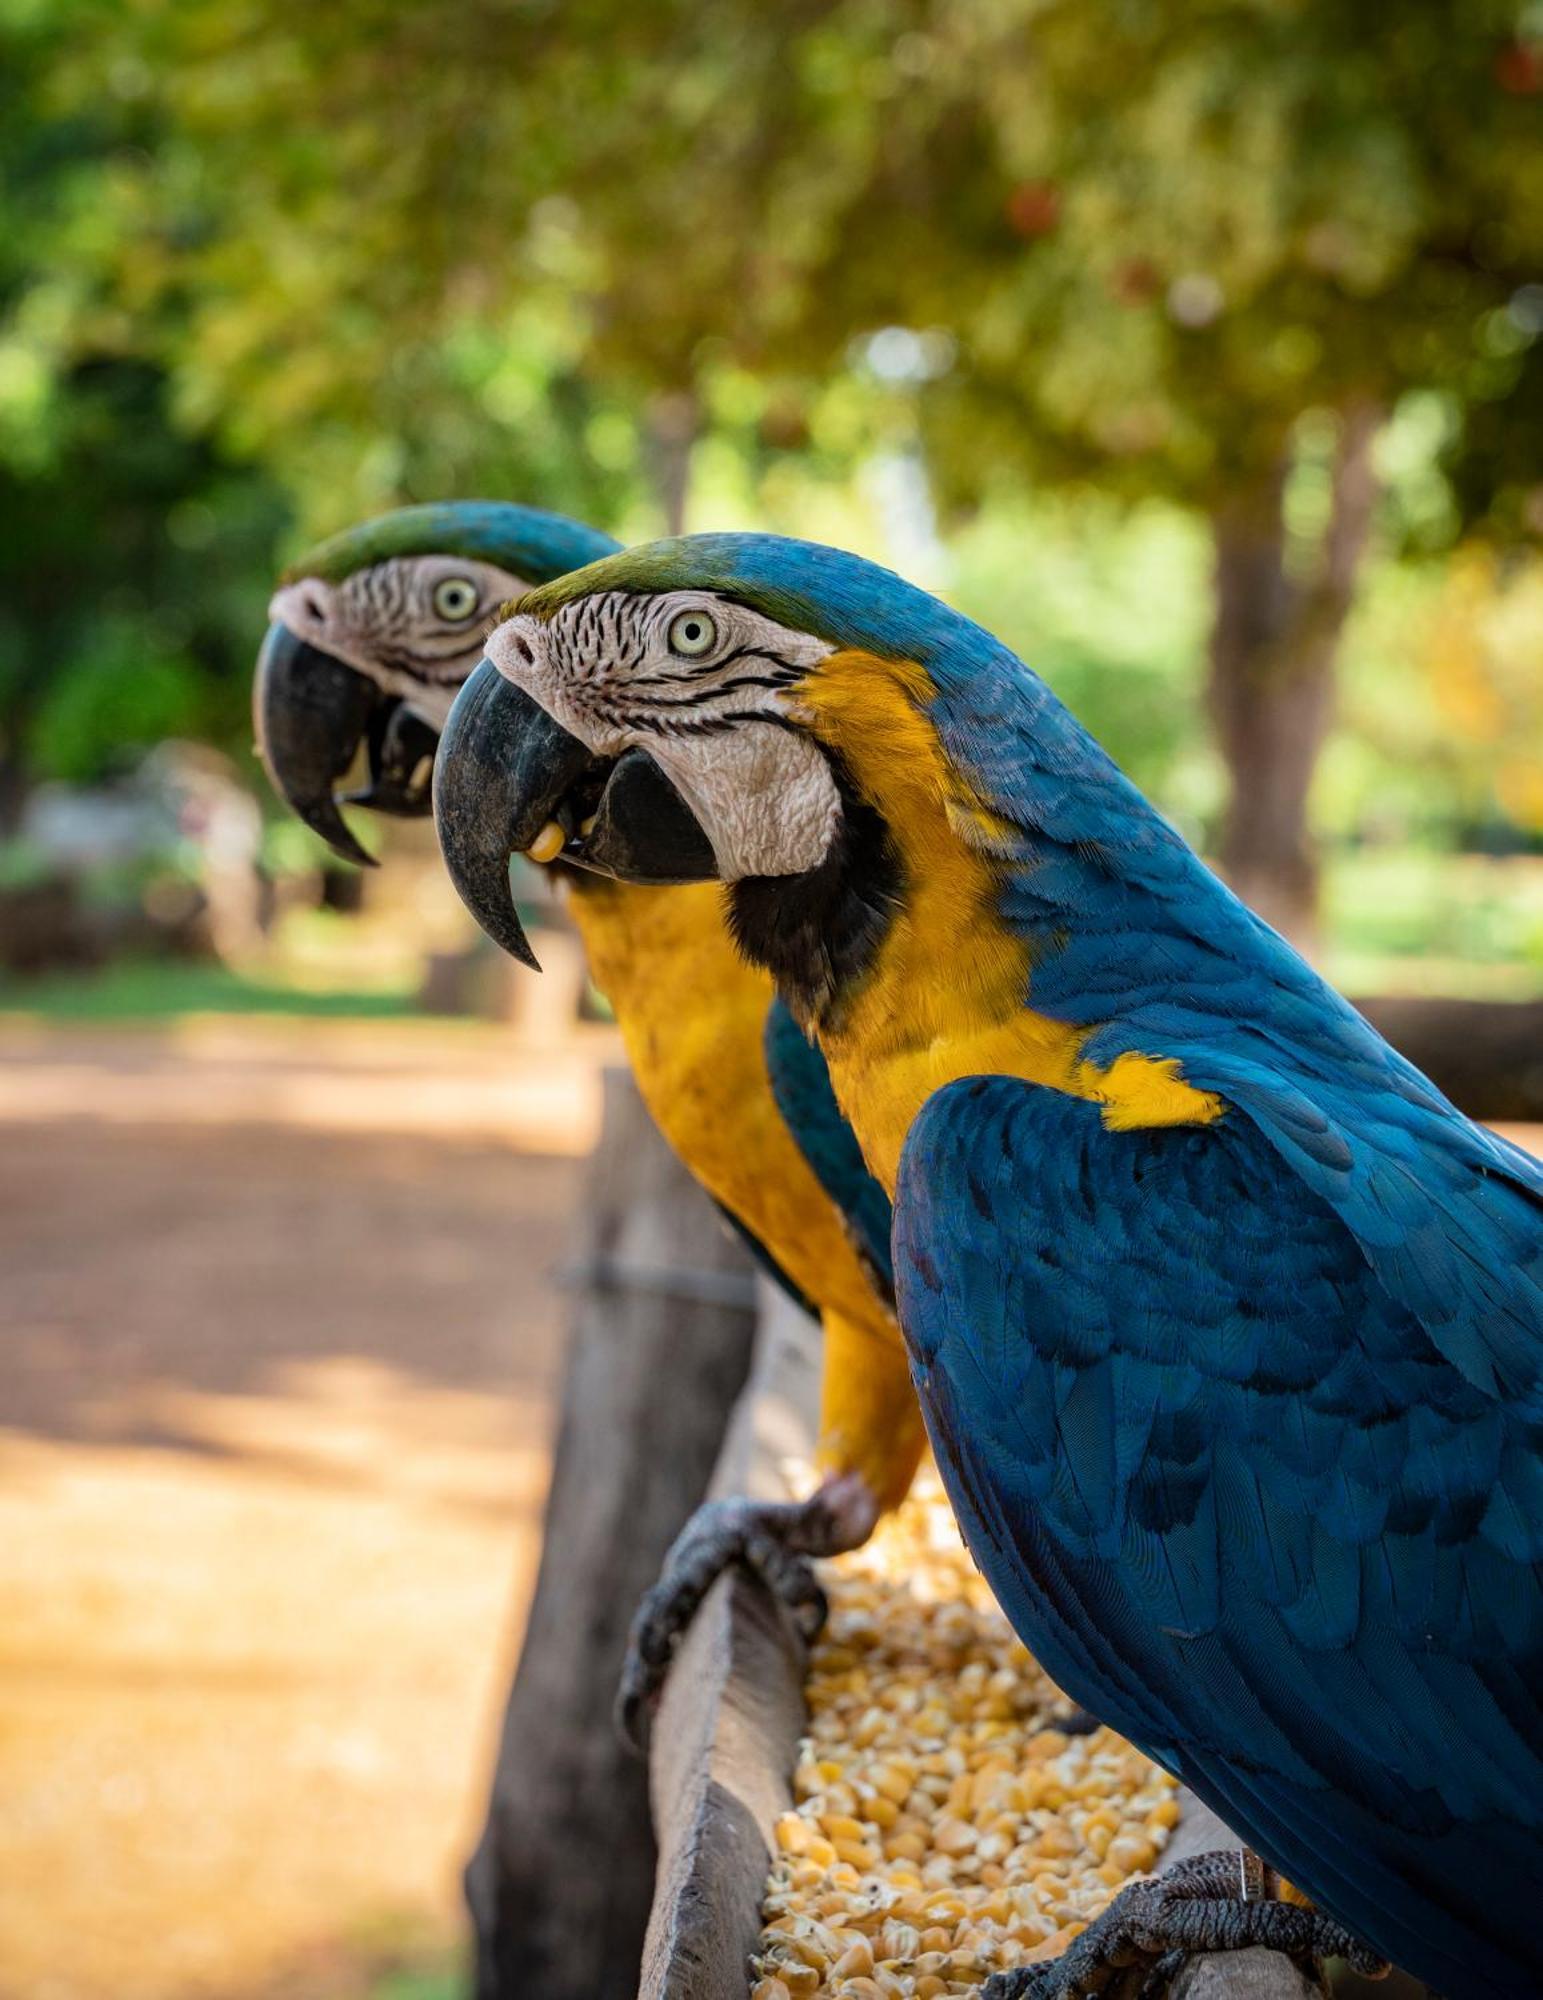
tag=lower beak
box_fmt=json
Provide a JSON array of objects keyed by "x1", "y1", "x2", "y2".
[
  {"x1": 253, "y1": 623, "x2": 379, "y2": 866},
  {"x1": 433, "y1": 658, "x2": 718, "y2": 971},
  {"x1": 344, "y1": 703, "x2": 440, "y2": 818}
]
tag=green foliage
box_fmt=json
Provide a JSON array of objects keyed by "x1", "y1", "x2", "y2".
[
  {"x1": 0, "y1": 958, "x2": 418, "y2": 1021},
  {"x1": 31, "y1": 0, "x2": 1538, "y2": 530},
  {"x1": 0, "y1": 346, "x2": 293, "y2": 783},
  {"x1": 1322, "y1": 850, "x2": 1543, "y2": 997},
  {"x1": 1, "y1": 0, "x2": 1538, "y2": 904},
  {"x1": 27, "y1": 618, "x2": 205, "y2": 779},
  {"x1": 949, "y1": 496, "x2": 1218, "y2": 824}
]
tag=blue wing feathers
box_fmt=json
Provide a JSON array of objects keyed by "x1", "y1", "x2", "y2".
[
  {"x1": 895, "y1": 1077, "x2": 1543, "y2": 1998},
  {"x1": 763, "y1": 995, "x2": 895, "y2": 1299}
]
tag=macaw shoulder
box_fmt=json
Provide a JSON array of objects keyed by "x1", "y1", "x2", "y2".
[{"x1": 795, "y1": 649, "x2": 1227, "y2": 1185}]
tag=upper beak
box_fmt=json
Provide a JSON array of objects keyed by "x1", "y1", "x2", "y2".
[
  {"x1": 433, "y1": 657, "x2": 718, "y2": 971},
  {"x1": 253, "y1": 622, "x2": 379, "y2": 866}
]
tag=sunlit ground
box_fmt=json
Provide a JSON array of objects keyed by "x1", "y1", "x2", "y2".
[
  {"x1": 0, "y1": 1015, "x2": 617, "y2": 2000},
  {"x1": 0, "y1": 941, "x2": 1536, "y2": 2000}
]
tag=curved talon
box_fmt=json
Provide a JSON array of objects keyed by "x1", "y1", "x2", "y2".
[
  {"x1": 979, "y1": 1850, "x2": 1389, "y2": 2000},
  {"x1": 614, "y1": 1475, "x2": 878, "y2": 1755}
]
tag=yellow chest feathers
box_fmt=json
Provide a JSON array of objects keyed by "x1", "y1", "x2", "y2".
[
  {"x1": 563, "y1": 876, "x2": 889, "y2": 1337},
  {"x1": 796, "y1": 650, "x2": 1224, "y2": 1192}
]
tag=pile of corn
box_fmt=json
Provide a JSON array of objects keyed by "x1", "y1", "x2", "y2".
[{"x1": 751, "y1": 1470, "x2": 1179, "y2": 1999}]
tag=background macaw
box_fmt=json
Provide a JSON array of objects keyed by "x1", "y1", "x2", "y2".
[
  {"x1": 254, "y1": 503, "x2": 926, "y2": 1737},
  {"x1": 436, "y1": 531, "x2": 1543, "y2": 2000}
]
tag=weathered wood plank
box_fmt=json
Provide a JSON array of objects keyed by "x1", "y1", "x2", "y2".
[
  {"x1": 639, "y1": 1292, "x2": 1313, "y2": 2000},
  {"x1": 466, "y1": 1068, "x2": 761, "y2": 2000},
  {"x1": 639, "y1": 1290, "x2": 818, "y2": 2000}
]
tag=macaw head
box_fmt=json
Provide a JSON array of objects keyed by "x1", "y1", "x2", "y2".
[
  {"x1": 254, "y1": 502, "x2": 620, "y2": 865},
  {"x1": 435, "y1": 532, "x2": 997, "y2": 1004}
]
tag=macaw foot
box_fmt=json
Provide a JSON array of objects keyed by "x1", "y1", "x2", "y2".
[
  {"x1": 980, "y1": 1850, "x2": 1389, "y2": 1999},
  {"x1": 616, "y1": 1469, "x2": 879, "y2": 1753}
]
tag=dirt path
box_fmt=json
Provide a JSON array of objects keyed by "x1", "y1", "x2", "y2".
[{"x1": 0, "y1": 1020, "x2": 614, "y2": 2000}]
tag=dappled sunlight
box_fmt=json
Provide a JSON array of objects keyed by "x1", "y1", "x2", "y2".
[
  {"x1": 0, "y1": 1020, "x2": 587, "y2": 2000},
  {"x1": 0, "y1": 1017, "x2": 615, "y2": 1153},
  {"x1": 0, "y1": 1429, "x2": 540, "y2": 2000}
]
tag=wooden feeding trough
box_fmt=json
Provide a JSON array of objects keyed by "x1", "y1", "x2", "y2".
[{"x1": 638, "y1": 1295, "x2": 1322, "y2": 2000}]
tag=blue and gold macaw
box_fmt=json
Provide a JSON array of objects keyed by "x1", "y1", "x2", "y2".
[
  {"x1": 436, "y1": 531, "x2": 1543, "y2": 2000},
  {"x1": 254, "y1": 504, "x2": 926, "y2": 1738}
]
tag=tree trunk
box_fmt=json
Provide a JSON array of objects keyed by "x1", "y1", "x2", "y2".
[
  {"x1": 464, "y1": 1068, "x2": 758, "y2": 2000},
  {"x1": 1207, "y1": 403, "x2": 1380, "y2": 952},
  {"x1": 0, "y1": 751, "x2": 29, "y2": 837},
  {"x1": 644, "y1": 389, "x2": 699, "y2": 538}
]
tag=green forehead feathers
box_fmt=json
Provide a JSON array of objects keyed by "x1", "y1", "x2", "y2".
[{"x1": 282, "y1": 502, "x2": 620, "y2": 588}]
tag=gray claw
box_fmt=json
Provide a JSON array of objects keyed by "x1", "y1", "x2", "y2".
[{"x1": 615, "y1": 1477, "x2": 877, "y2": 1755}]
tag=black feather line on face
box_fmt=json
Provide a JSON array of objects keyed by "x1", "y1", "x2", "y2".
[
  {"x1": 729, "y1": 753, "x2": 902, "y2": 1030},
  {"x1": 373, "y1": 643, "x2": 479, "y2": 686},
  {"x1": 373, "y1": 645, "x2": 441, "y2": 682},
  {"x1": 643, "y1": 642, "x2": 811, "y2": 688},
  {"x1": 605, "y1": 707, "x2": 802, "y2": 741},
  {"x1": 610, "y1": 668, "x2": 804, "y2": 712}
]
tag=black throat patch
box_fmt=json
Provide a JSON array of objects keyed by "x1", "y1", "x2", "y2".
[{"x1": 728, "y1": 757, "x2": 902, "y2": 1031}]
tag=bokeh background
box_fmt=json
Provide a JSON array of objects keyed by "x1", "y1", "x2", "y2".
[{"x1": 1, "y1": 4, "x2": 1539, "y2": 1999}]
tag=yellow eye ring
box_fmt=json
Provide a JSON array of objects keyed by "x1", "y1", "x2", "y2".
[
  {"x1": 433, "y1": 577, "x2": 479, "y2": 622},
  {"x1": 667, "y1": 608, "x2": 717, "y2": 657}
]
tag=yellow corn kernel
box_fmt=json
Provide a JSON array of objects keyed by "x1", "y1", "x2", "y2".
[
  {"x1": 870, "y1": 1760, "x2": 915, "y2": 1803},
  {"x1": 524, "y1": 819, "x2": 566, "y2": 864},
  {"x1": 931, "y1": 1816, "x2": 976, "y2": 1856},
  {"x1": 1106, "y1": 1833, "x2": 1158, "y2": 1875},
  {"x1": 832, "y1": 1938, "x2": 874, "y2": 1980},
  {"x1": 878, "y1": 1918, "x2": 920, "y2": 1961}
]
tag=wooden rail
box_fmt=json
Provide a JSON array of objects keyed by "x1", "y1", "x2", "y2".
[{"x1": 639, "y1": 1294, "x2": 1315, "y2": 2000}]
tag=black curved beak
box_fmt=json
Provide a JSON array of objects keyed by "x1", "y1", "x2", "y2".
[
  {"x1": 345, "y1": 703, "x2": 441, "y2": 818},
  {"x1": 253, "y1": 622, "x2": 379, "y2": 866},
  {"x1": 433, "y1": 657, "x2": 717, "y2": 972}
]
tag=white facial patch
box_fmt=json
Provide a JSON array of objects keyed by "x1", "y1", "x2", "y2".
[
  {"x1": 484, "y1": 590, "x2": 842, "y2": 880},
  {"x1": 270, "y1": 554, "x2": 526, "y2": 726}
]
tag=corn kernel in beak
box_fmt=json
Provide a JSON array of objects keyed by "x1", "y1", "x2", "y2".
[{"x1": 525, "y1": 820, "x2": 566, "y2": 865}]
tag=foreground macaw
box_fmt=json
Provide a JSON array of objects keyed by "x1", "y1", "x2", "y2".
[
  {"x1": 253, "y1": 503, "x2": 926, "y2": 1737},
  {"x1": 434, "y1": 531, "x2": 1543, "y2": 2000}
]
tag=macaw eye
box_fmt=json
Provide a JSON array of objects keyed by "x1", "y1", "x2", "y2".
[
  {"x1": 433, "y1": 577, "x2": 480, "y2": 622},
  {"x1": 666, "y1": 608, "x2": 718, "y2": 658}
]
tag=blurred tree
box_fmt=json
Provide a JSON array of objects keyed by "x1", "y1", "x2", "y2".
[
  {"x1": 0, "y1": 4, "x2": 295, "y2": 808},
  {"x1": 707, "y1": 0, "x2": 1539, "y2": 939},
  {"x1": 32, "y1": 0, "x2": 640, "y2": 545},
  {"x1": 0, "y1": 355, "x2": 295, "y2": 807},
  {"x1": 23, "y1": 0, "x2": 1543, "y2": 936}
]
